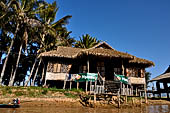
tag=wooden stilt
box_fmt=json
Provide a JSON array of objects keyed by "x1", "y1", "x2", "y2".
[
  {"x1": 77, "y1": 82, "x2": 79, "y2": 90},
  {"x1": 132, "y1": 85, "x2": 133, "y2": 96},
  {"x1": 63, "y1": 80, "x2": 66, "y2": 89},
  {"x1": 140, "y1": 92, "x2": 142, "y2": 105},
  {"x1": 90, "y1": 81, "x2": 92, "y2": 94},
  {"x1": 94, "y1": 93, "x2": 96, "y2": 107},
  {"x1": 117, "y1": 90, "x2": 120, "y2": 108},
  {"x1": 70, "y1": 81, "x2": 72, "y2": 90},
  {"x1": 144, "y1": 84, "x2": 148, "y2": 104},
  {"x1": 125, "y1": 84, "x2": 128, "y2": 103},
  {"x1": 136, "y1": 86, "x2": 138, "y2": 96},
  {"x1": 86, "y1": 81, "x2": 88, "y2": 93}
]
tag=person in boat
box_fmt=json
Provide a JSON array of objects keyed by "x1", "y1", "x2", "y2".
[{"x1": 13, "y1": 98, "x2": 20, "y2": 105}]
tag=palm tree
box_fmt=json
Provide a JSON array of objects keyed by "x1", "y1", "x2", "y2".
[
  {"x1": 74, "y1": 34, "x2": 101, "y2": 49},
  {"x1": 24, "y1": 1, "x2": 72, "y2": 86},
  {"x1": 145, "y1": 72, "x2": 151, "y2": 88},
  {"x1": 58, "y1": 30, "x2": 76, "y2": 47},
  {"x1": 0, "y1": 0, "x2": 46, "y2": 86}
]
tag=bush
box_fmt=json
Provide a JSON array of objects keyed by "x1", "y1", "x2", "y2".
[{"x1": 42, "y1": 89, "x2": 48, "y2": 95}]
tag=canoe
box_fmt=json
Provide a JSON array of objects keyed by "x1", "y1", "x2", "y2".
[{"x1": 0, "y1": 104, "x2": 20, "y2": 108}]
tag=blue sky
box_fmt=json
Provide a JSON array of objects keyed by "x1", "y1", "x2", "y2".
[{"x1": 47, "y1": 0, "x2": 170, "y2": 79}]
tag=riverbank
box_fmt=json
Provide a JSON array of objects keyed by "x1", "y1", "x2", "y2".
[
  {"x1": 1, "y1": 86, "x2": 170, "y2": 108},
  {"x1": 1, "y1": 97, "x2": 170, "y2": 109}
]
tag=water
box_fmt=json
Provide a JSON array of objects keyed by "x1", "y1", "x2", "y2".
[{"x1": 1, "y1": 105, "x2": 170, "y2": 113}]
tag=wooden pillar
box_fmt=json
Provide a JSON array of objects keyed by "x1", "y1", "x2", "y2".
[
  {"x1": 144, "y1": 83, "x2": 148, "y2": 104},
  {"x1": 86, "y1": 57, "x2": 89, "y2": 93},
  {"x1": 63, "y1": 80, "x2": 66, "y2": 89},
  {"x1": 117, "y1": 90, "x2": 120, "y2": 108},
  {"x1": 87, "y1": 57, "x2": 90, "y2": 73},
  {"x1": 125, "y1": 84, "x2": 128, "y2": 103},
  {"x1": 140, "y1": 92, "x2": 142, "y2": 105},
  {"x1": 70, "y1": 81, "x2": 72, "y2": 90},
  {"x1": 86, "y1": 81, "x2": 88, "y2": 93},
  {"x1": 94, "y1": 80, "x2": 97, "y2": 107},
  {"x1": 131, "y1": 85, "x2": 133, "y2": 96},
  {"x1": 77, "y1": 82, "x2": 79, "y2": 90},
  {"x1": 90, "y1": 81, "x2": 92, "y2": 94},
  {"x1": 122, "y1": 60, "x2": 124, "y2": 75},
  {"x1": 136, "y1": 86, "x2": 138, "y2": 96},
  {"x1": 120, "y1": 82, "x2": 122, "y2": 95}
]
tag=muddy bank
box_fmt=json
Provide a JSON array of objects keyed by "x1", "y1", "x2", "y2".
[{"x1": 1, "y1": 97, "x2": 170, "y2": 109}]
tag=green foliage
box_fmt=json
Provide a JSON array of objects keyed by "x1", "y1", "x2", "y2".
[
  {"x1": 74, "y1": 34, "x2": 101, "y2": 48},
  {"x1": 42, "y1": 88, "x2": 48, "y2": 95},
  {"x1": 15, "y1": 91, "x2": 25, "y2": 96},
  {"x1": 0, "y1": 0, "x2": 72, "y2": 86},
  {"x1": 145, "y1": 72, "x2": 151, "y2": 87},
  {"x1": 64, "y1": 93, "x2": 77, "y2": 98},
  {"x1": 70, "y1": 88, "x2": 83, "y2": 93}
]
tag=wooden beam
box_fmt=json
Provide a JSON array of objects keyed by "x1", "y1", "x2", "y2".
[
  {"x1": 122, "y1": 60, "x2": 124, "y2": 75},
  {"x1": 87, "y1": 58, "x2": 90, "y2": 73}
]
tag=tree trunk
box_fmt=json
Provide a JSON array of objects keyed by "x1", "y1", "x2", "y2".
[
  {"x1": 8, "y1": 43, "x2": 23, "y2": 86},
  {"x1": 31, "y1": 58, "x2": 42, "y2": 86},
  {"x1": 9, "y1": 65, "x2": 14, "y2": 83},
  {"x1": 24, "y1": 58, "x2": 37, "y2": 86},
  {"x1": 0, "y1": 24, "x2": 19, "y2": 85},
  {"x1": 40, "y1": 64, "x2": 45, "y2": 85}
]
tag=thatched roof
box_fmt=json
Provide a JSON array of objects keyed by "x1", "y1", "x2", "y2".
[
  {"x1": 91, "y1": 42, "x2": 114, "y2": 50},
  {"x1": 40, "y1": 46, "x2": 133, "y2": 59},
  {"x1": 40, "y1": 46, "x2": 82, "y2": 58},
  {"x1": 40, "y1": 44, "x2": 154, "y2": 67},
  {"x1": 129, "y1": 57, "x2": 155, "y2": 67},
  {"x1": 149, "y1": 72, "x2": 170, "y2": 82},
  {"x1": 84, "y1": 48, "x2": 133, "y2": 59}
]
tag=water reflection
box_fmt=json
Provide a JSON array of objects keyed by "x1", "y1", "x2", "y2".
[{"x1": 1, "y1": 105, "x2": 170, "y2": 113}]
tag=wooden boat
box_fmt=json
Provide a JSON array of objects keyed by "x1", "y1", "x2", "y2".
[
  {"x1": 0, "y1": 98, "x2": 20, "y2": 108},
  {"x1": 0, "y1": 104, "x2": 20, "y2": 108}
]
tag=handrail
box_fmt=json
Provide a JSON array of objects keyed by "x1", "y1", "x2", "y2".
[{"x1": 97, "y1": 72, "x2": 105, "y2": 85}]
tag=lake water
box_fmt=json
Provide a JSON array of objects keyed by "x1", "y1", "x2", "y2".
[{"x1": 1, "y1": 105, "x2": 170, "y2": 113}]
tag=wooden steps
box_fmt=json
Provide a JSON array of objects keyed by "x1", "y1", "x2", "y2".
[{"x1": 105, "y1": 80, "x2": 120, "y2": 94}]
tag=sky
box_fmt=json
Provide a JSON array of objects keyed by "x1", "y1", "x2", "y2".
[{"x1": 47, "y1": 0, "x2": 170, "y2": 79}]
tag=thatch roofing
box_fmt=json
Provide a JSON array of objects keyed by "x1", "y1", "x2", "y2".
[
  {"x1": 129, "y1": 57, "x2": 155, "y2": 67},
  {"x1": 149, "y1": 72, "x2": 170, "y2": 82},
  {"x1": 40, "y1": 46, "x2": 133, "y2": 59},
  {"x1": 91, "y1": 42, "x2": 114, "y2": 50},
  {"x1": 40, "y1": 44, "x2": 154, "y2": 67},
  {"x1": 40, "y1": 46, "x2": 82, "y2": 58},
  {"x1": 84, "y1": 48, "x2": 133, "y2": 59}
]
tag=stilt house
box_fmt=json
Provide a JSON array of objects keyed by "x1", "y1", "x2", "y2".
[
  {"x1": 150, "y1": 65, "x2": 170, "y2": 98},
  {"x1": 39, "y1": 42, "x2": 154, "y2": 96}
]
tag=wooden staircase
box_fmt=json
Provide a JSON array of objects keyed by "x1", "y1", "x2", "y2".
[{"x1": 105, "y1": 80, "x2": 120, "y2": 94}]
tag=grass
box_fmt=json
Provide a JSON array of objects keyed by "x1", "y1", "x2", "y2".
[{"x1": 0, "y1": 86, "x2": 83, "y2": 98}]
